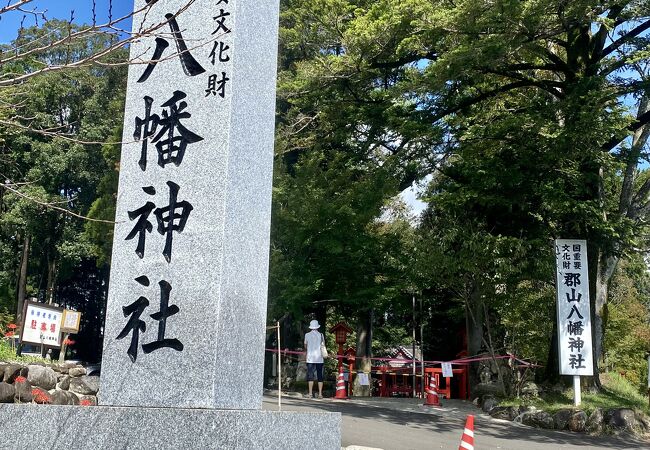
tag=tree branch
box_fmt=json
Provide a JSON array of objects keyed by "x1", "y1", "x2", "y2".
[
  {"x1": 601, "y1": 19, "x2": 650, "y2": 58},
  {"x1": 369, "y1": 51, "x2": 437, "y2": 70},
  {"x1": 429, "y1": 81, "x2": 542, "y2": 123},
  {"x1": 0, "y1": 181, "x2": 120, "y2": 224},
  {"x1": 603, "y1": 108, "x2": 650, "y2": 152},
  {"x1": 590, "y1": 5, "x2": 625, "y2": 63},
  {"x1": 0, "y1": 0, "x2": 202, "y2": 87},
  {"x1": 0, "y1": 0, "x2": 34, "y2": 15}
]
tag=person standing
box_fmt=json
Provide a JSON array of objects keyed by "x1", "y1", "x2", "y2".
[{"x1": 304, "y1": 319, "x2": 326, "y2": 398}]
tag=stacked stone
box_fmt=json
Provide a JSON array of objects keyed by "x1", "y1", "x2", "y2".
[
  {"x1": 0, "y1": 362, "x2": 98, "y2": 406},
  {"x1": 478, "y1": 393, "x2": 649, "y2": 435}
]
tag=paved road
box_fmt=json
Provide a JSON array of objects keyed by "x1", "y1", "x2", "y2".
[{"x1": 262, "y1": 394, "x2": 649, "y2": 449}]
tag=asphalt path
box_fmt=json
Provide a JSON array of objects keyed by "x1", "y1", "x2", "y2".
[{"x1": 262, "y1": 394, "x2": 649, "y2": 449}]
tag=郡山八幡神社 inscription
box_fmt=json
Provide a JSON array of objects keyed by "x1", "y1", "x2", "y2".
[{"x1": 555, "y1": 239, "x2": 593, "y2": 376}]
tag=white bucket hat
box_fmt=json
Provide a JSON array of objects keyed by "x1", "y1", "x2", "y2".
[{"x1": 309, "y1": 320, "x2": 320, "y2": 330}]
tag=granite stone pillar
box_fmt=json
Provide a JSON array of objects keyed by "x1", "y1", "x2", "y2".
[{"x1": 0, "y1": 1, "x2": 340, "y2": 448}]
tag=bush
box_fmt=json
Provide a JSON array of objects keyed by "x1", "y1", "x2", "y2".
[{"x1": 0, "y1": 338, "x2": 17, "y2": 361}]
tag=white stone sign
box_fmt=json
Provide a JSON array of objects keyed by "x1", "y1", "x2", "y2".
[{"x1": 555, "y1": 239, "x2": 593, "y2": 376}]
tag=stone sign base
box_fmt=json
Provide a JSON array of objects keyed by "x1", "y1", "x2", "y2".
[{"x1": 0, "y1": 405, "x2": 340, "y2": 449}]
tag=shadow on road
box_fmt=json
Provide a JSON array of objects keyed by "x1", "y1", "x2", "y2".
[{"x1": 270, "y1": 396, "x2": 647, "y2": 449}]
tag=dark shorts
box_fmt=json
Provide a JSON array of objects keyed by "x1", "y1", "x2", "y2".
[{"x1": 307, "y1": 363, "x2": 324, "y2": 382}]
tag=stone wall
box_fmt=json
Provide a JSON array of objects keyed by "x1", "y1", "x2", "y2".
[
  {"x1": 478, "y1": 393, "x2": 650, "y2": 436},
  {"x1": 0, "y1": 361, "x2": 98, "y2": 406}
]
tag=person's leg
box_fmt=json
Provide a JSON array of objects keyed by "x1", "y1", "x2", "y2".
[
  {"x1": 317, "y1": 363, "x2": 324, "y2": 398},
  {"x1": 307, "y1": 363, "x2": 315, "y2": 397}
]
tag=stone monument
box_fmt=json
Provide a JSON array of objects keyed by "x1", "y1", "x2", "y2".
[{"x1": 0, "y1": 0, "x2": 340, "y2": 447}]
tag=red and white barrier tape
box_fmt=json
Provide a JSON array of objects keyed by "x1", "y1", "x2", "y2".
[{"x1": 265, "y1": 348, "x2": 539, "y2": 368}]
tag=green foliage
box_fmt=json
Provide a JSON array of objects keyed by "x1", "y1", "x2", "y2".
[
  {"x1": 498, "y1": 281, "x2": 555, "y2": 363},
  {"x1": 0, "y1": 19, "x2": 126, "y2": 360},
  {"x1": 503, "y1": 372, "x2": 650, "y2": 415},
  {"x1": 604, "y1": 261, "x2": 650, "y2": 388},
  {"x1": 272, "y1": 1, "x2": 650, "y2": 395},
  {"x1": 0, "y1": 339, "x2": 17, "y2": 362},
  {"x1": 0, "y1": 307, "x2": 14, "y2": 335}
]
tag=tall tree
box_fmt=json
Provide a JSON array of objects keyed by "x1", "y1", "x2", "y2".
[{"x1": 0, "y1": 21, "x2": 127, "y2": 358}]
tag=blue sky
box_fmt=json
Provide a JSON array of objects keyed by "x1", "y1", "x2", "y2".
[{"x1": 0, "y1": 0, "x2": 134, "y2": 44}]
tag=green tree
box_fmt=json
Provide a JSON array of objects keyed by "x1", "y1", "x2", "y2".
[
  {"x1": 275, "y1": 0, "x2": 650, "y2": 389},
  {"x1": 0, "y1": 21, "x2": 127, "y2": 359}
]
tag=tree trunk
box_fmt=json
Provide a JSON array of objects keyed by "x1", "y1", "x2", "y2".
[
  {"x1": 590, "y1": 248, "x2": 618, "y2": 388},
  {"x1": 465, "y1": 284, "x2": 484, "y2": 390},
  {"x1": 353, "y1": 308, "x2": 373, "y2": 397},
  {"x1": 483, "y1": 306, "x2": 506, "y2": 396},
  {"x1": 16, "y1": 234, "x2": 30, "y2": 325},
  {"x1": 544, "y1": 293, "x2": 560, "y2": 383},
  {"x1": 46, "y1": 257, "x2": 57, "y2": 305}
]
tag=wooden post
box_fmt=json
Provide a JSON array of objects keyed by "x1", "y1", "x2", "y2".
[{"x1": 59, "y1": 332, "x2": 69, "y2": 363}]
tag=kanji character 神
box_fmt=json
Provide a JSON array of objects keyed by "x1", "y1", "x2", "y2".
[
  {"x1": 125, "y1": 186, "x2": 157, "y2": 258},
  {"x1": 568, "y1": 337, "x2": 584, "y2": 352}
]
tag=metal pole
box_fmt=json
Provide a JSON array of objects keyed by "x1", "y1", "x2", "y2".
[
  {"x1": 277, "y1": 321, "x2": 281, "y2": 411},
  {"x1": 420, "y1": 294, "x2": 424, "y2": 399},
  {"x1": 412, "y1": 294, "x2": 416, "y2": 398},
  {"x1": 573, "y1": 375, "x2": 581, "y2": 406}
]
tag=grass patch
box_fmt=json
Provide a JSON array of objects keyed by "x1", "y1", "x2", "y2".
[
  {"x1": 0, "y1": 339, "x2": 47, "y2": 364},
  {"x1": 502, "y1": 372, "x2": 649, "y2": 415}
]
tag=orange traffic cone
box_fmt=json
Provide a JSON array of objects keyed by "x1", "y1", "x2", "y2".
[
  {"x1": 334, "y1": 368, "x2": 348, "y2": 399},
  {"x1": 458, "y1": 415, "x2": 475, "y2": 450},
  {"x1": 423, "y1": 375, "x2": 441, "y2": 407}
]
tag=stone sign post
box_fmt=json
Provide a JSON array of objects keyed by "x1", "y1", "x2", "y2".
[
  {"x1": 0, "y1": 1, "x2": 340, "y2": 447},
  {"x1": 100, "y1": 0, "x2": 277, "y2": 411}
]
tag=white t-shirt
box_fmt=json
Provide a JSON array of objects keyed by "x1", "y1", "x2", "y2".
[{"x1": 304, "y1": 330, "x2": 324, "y2": 364}]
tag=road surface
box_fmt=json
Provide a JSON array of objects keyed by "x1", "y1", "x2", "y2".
[{"x1": 262, "y1": 394, "x2": 648, "y2": 449}]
